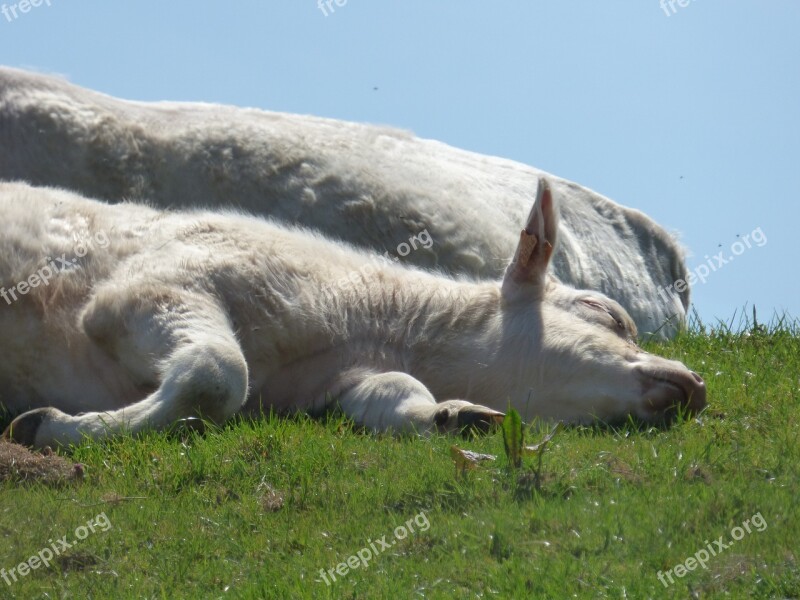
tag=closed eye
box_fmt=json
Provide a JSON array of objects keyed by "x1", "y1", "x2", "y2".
[{"x1": 579, "y1": 298, "x2": 627, "y2": 332}]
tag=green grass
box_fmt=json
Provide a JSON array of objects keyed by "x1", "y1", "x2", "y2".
[{"x1": 1, "y1": 316, "x2": 799, "y2": 599}]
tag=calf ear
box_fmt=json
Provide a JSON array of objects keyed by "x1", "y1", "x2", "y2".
[{"x1": 501, "y1": 178, "x2": 558, "y2": 299}]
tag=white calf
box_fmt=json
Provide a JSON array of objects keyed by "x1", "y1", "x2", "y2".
[
  {"x1": 0, "y1": 180, "x2": 705, "y2": 449},
  {"x1": 0, "y1": 66, "x2": 689, "y2": 338}
]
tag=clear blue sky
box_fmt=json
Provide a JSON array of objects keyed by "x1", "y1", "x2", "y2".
[{"x1": 2, "y1": 1, "x2": 797, "y2": 327}]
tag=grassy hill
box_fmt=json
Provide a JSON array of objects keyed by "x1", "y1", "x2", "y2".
[{"x1": 1, "y1": 316, "x2": 798, "y2": 599}]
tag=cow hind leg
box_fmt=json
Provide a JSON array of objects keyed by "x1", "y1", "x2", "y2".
[{"x1": 3, "y1": 287, "x2": 249, "y2": 449}]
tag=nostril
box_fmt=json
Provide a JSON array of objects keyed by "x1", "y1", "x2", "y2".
[{"x1": 687, "y1": 371, "x2": 707, "y2": 411}]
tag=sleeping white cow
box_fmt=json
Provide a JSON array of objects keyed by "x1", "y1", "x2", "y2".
[
  {"x1": 0, "y1": 180, "x2": 705, "y2": 449},
  {"x1": 0, "y1": 66, "x2": 689, "y2": 339}
]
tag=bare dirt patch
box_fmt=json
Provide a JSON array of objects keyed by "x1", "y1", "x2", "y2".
[{"x1": 0, "y1": 440, "x2": 84, "y2": 486}]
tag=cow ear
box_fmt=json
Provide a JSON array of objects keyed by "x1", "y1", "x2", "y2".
[{"x1": 501, "y1": 178, "x2": 558, "y2": 300}]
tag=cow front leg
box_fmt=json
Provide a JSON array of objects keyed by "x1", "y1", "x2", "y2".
[{"x1": 336, "y1": 371, "x2": 504, "y2": 435}]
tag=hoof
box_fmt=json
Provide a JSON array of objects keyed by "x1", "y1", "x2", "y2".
[
  {"x1": 2, "y1": 408, "x2": 59, "y2": 448},
  {"x1": 434, "y1": 402, "x2": 504, "y2": 436},
  {"x1": 166, "y1": 417, "x2": 206, "y2": 438},
  {"x1": 456, "y1": 405, "x2": 504, "y2": 436}
]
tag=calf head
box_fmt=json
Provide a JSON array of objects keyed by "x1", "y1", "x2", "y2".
[{"x1": 499, "y1": 179, "x2": 706, "y2": 423}]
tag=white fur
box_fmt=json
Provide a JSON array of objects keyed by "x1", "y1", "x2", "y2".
[
  {"x1": 0, "y1": 182, "x2": 705, "y2": 448},
  {"x1": 0, "y1": 66, "x2": 688, "y2": 339}
]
